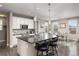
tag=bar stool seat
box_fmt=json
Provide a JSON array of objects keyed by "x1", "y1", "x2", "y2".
[{"x1": 35, "y1": 41, "x2": 49, "y2": 56}]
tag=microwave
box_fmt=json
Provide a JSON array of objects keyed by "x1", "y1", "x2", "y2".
[{"x1": 20, "y1": 25, "x2": 28, "y2": 29}]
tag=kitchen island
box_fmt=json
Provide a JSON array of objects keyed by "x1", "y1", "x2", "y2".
[
  {"x1": 17, "y1": 35, "x2": 37, "y2": 56},
  {"x1": 17, "y1": 33, "x2": 57, "y2": 56}
]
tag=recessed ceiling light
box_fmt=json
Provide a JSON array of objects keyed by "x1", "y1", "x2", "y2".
[
  {"x1": 36, "y1": 8, "x2": 40, "y2": 10},
  {"x1": 0, "y1": 4, "x2": 3, "y2": 7}
]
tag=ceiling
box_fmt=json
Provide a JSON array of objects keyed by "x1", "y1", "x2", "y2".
[{"x1": 0, "y1": 3, "x2": 79, "y2": 20}]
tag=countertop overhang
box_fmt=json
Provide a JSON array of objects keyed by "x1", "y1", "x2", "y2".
[{"x1": 17, "y1": 36, "x2": 35, "y2": 44}]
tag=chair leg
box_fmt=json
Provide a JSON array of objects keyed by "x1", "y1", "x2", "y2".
[
  {"x1": 37, "y1": 50, "x2": 39, "y2": 56},
  {"x1": 41, "y1": 51, "x2": 43, "y2": 56},
  {"x1": 51, "y1": 46, "x2": 58, "y2": 56},
  {"x1": 55, "y1": 46, "x2": 58, "y2": 56},
  {"x1": 52, "y1": 47, "x2": 55, "y2": 56},
  {"x1": 46, "y1": 50, "x2": 48, "y2": 56},
  {"x1": 56, "y1": 47, "x2": 58, "y2": 56}
]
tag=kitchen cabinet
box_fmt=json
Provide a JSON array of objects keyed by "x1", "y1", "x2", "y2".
[
  {"x1": 11, "y1": 16, "x2": 34, "y2": 47},
  {"x1": 12, "y1": 17, "x2": 17, "y2": 29},
  {"x1": 16, "y1": 18, "x2": 20, "y2": 29},
  {"x1": 12, "y1": 17, "x2": 21, "y2": 29},
  {"x1": 12, "y1": 16, "x2": 34, "y2": 29},
  {"x1": 11, "y1": 34, "x2": 21, "y2": 47},
  {"x1": 17, "y1": 39, "x2": 36, "y2": 56}
]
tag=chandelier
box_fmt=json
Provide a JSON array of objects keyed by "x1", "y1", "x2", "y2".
[{"x1": 48, "y1": 3, "x2": 52, "y2": 33}]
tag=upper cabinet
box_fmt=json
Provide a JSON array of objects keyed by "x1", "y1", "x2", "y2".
[{"x1": 12, "y1": 16, "x2": 34, "y2": 29}]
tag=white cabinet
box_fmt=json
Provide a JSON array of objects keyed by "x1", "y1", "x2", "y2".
[
  {"x1": 17, "y1": 39, "x2": 36, "y2": 56},
  {"x1": 12, "y1": 16, "x2": 34, "y2": 29},
  {"x1": 12, "y1": 17, "x2": 17, "y2": 29},
  {"x1": 12, "y1": 36, "x2": 17, "y2": 46},
  {"x1": 12, "y1": 17, "x2": 21, "y2": 29},
  {"x1": 16, "y1": 18, "x2": 20, "y2": 29},
  {"x1": 24, "y1": 19, "x2": 34, "y2": 29},
  {"x1": 11, "y1": 35, "x2": 21, "y2": 47}
]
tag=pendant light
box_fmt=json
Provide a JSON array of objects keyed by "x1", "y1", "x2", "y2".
[
  {"x1": 33, "y1": 4, "x2": 38, "y2": 34},
  {"x1": 48, "y1": 3, "x2": 52, "y2": 33}
]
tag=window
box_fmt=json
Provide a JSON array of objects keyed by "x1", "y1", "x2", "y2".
[{"x1": 68, "y1": 20, "x2": 77, "y2": 34}]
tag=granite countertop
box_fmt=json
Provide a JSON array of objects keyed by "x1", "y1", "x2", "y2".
[
  {"x1": 17, "y1": 36, "x2": 49, "y2": 44},
  {"x1": 17, "y1": 33, "x2": 59, "y2": 44},
  {"x1": 17, "y1": 36, "x2": 35, "y2": 44},
  {"x1": 17, "y1": 36, "x2": 53, "y2": 44}
]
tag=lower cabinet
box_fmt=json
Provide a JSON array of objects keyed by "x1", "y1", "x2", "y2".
[{"x1": 17, "y1": 39, "x2": 36, "y2": 56}]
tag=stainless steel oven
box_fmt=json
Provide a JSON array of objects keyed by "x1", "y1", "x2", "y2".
[{"x1": 20, "y1": 25, "x2": 28, "y2": 29}]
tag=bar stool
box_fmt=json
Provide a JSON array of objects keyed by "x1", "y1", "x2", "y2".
[
  {"x1": 49, "y1": 37, "x2": 58, "y2": 56},
  {"x1": 35, "y1": 41, "x2": 49, "y2": 56}
]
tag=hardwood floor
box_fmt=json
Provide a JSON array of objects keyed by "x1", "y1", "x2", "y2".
[
  {"x1": 0, "y1": 42, "x2": 79, "y2": 56},
  {"x1": 58, "y1": 45, "x2": 69, "y2": 56},
  {"x1": 0, "y1": 46, "x2": 18, "y2": 56},
  {"x1": 58, "y1": 41, "x2": 79, "y2": 56}
]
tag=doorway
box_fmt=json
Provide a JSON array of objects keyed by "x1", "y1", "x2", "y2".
[{"x1": 0, "y1": 18, "x2": 7, "y2": 47}]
